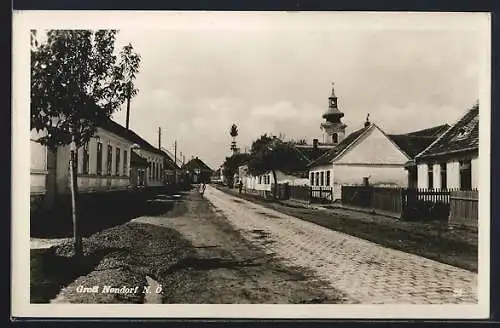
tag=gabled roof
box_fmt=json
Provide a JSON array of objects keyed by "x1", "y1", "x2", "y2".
[
  {"x1": 388, "y1": 124, "x2": 450, "y2": 158},
  {"x1": 183, "y1": 157, "x2": 213, "y2": 172},
  {"x1": 417, "y1": 105, "x2": 479, "y2": 159},
  {"x1": 309, "y1": 124, "x2": 372, "y2": 167}
]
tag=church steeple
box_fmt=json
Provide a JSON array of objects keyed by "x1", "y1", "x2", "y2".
[
  {"x1": 322, "y1": 82, "x2": 344, "y2": 120},
  {"x1": 320, "y1": 82, "x2": 347, "y2": 145}
]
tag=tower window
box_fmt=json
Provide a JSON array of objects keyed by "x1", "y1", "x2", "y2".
[{"x1": 332, "y1": 133, "x2": 338, "y2": 143}]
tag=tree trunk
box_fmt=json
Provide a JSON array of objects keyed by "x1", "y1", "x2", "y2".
[
  {"x1": 69, "y1": 138, "x2": 83, "y2": 257},
  {"x1": 125, "y1": 81, "x2": 131, "y2": 129},
  {"x1": 272, "y1": 170, "x2": 278, "y2": 200}
]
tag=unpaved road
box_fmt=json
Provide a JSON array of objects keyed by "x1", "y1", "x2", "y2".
[
  {"x1": 131, "y1": 190, "x2": 349, "y2": 304},
  {"x1": 203, "y1": 185, "x2": 478, "y2": 304}
]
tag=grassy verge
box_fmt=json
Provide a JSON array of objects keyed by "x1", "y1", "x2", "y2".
[{"x1": 216, "y1": 186, "x2": 477, "y2": 272}]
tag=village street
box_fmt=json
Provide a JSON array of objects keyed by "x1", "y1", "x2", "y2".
[
  {"x1": 31, "y1": 184, "x2": 478, "y2": 304},
  {"x1": 203, "y1": 185, "x2": 478, "y2": 304}
]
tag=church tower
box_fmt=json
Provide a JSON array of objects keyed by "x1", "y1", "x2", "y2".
[{"x1": 320, "y1": 82, "x2": 346, "y2": 145}]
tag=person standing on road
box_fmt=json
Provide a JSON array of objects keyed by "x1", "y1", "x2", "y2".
[
  {"x1": 200, "y1": 182, "x2": 206, "y2": 196},
  {"x1": 238, "y1": 180, "x2": 243, "y2": 194}
]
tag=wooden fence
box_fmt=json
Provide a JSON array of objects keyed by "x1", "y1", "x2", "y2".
[
  {"x1": 289, "y1": 185, "x2": 311, "y2": 203},
  {"x1": 341, "y1": 186, "x2": 402, "y2": 215},
  {"x1": 449, "y1": 190, "x2": 478, "y2": 229}
]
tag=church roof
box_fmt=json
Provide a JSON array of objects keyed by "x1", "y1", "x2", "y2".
[{"x1": 417, "y1": 104, "x2": 479, "y2": 159}]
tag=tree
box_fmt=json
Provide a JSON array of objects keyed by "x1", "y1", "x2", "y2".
[
  {"x1": 31, "y1": 30, "x2": 141, "y2": 256},
  {"x1": 247, "y1": 134, "x2": 310, "y2": 198},
  {"x1": 229, "y1": 124, "x2": 238, "y2": 153},
  {"x1": 222, "y1": 152, "x2": 251, "y2": 187}
]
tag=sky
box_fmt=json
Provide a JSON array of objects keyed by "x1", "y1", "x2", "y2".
[{"x1": 104, "y1": 12, "x2": 487, "y2": 170}]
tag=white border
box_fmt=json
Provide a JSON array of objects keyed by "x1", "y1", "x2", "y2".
[{"x1": 12, "y1": 11, "x2": 491, "y2": 319}]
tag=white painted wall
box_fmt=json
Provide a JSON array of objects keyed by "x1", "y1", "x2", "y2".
[
  {"x1": 333, "y1": 164, "x2": 408, "y2": 187},
  {"x1": 55, "y1": 127, "x2": 134, "y2": 194},
  {"x1": 471, "y1": 157, "x2": 479, "y2": 189},
  {"x1": 417, "y1": 158, "x2": 477, "y2": 190},
  {"x1": 30, "y1": 129, "x2": 48, "y2": 194},
  {"x1": 433, "y1": 163, "x2": 441, "y2": 189},
  {"x1": 417, "y1": 164, "x2": 428, "y2": 189},
  {"x1": 335, "y1": 126, "x2": 410, "y2": 165}
]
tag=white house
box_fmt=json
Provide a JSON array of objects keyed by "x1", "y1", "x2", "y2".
[
  {"x1": 308, "y1": 118, "x2": 449, "y2": 200},
  {"x1": 414, "y1": 104, "x2": 479, "y2": 190}
]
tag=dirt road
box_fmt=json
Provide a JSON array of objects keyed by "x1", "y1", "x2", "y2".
[
  {"x1": 203, "y1": 185, "x2": 478, "y2": 304},
  {"x1": 131, "y1": 189, "x2": 348, "y2": 304}
]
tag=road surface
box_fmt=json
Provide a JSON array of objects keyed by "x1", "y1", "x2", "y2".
[{"x1": 203, "y1": 185, "x2": 478, "y2": 304}]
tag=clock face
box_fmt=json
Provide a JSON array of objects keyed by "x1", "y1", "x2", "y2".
[{"x1": 330, "y1": 99, "x2": 336, "y2": 107}]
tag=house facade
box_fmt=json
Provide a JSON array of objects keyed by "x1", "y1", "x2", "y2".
[
  {"x1": 183, "y1": 157, "x2": 213, "y2": 183},
  {"x1": 414, "y1": 104, "x2": 479, "y2": 190},
  {"x1": 309, "y1": 120, "x2": 413, "y2": 200},
  {"x1": 30, "y1": 118, "x2": 179, "y2": 215}
]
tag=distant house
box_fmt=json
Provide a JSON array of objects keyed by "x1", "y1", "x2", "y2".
[
  {"x1": 308, "y1": 117, "x2": 449, "y2": 200},
  {"x1": 183, "y1": 157, "x2": 213, "y2": 183},
  {"x1": 413, "y1": 104, "x2": 479, "y2": 190},
  {"x1": 241, "y1": 144, "x2": 313, "y2": 194}
]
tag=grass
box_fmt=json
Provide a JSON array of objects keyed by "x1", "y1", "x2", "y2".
[{"x1": 216, "y1": 186, "x2": 478, "y2": 272}]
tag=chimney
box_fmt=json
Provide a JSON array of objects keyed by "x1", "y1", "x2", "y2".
[
  {"x1": 313, "y1": 138, "x2": 318, "y2": 150},
  {"x1": 158, "y1": 127, "x2": 162, "y2": 149}
]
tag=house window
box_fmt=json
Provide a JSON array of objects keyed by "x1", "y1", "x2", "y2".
[
  {"x1": 82, "y1": 142, "x2": 89, "y2": 174},
  {"x1": 259, "y1": 176, "x2": 262, "y2": 184},
  {"x1": 96, "y1": 142, "x2": 103, "y2": 175},
  {"x1": 123, "y1": 150, "x2": 128, "y2": 176},
  {"x1": 427, "y1": 164, "x2": 433, "y2": 189},
  {"x1": 148, "y1": 162, "x2": 151, "y2": 179},
  {"x1": 326, "y1": 171, "x2": 331, "y2": 186},
  {"x1": 315, "y1": 172, "x2": 319, "y2": 186},
  {"x1": 440, "y1": 163, "x2": 447, "y2": 189},
  {"x1": 332, "y1": 133, "x2": 338, "y2": 143},
  {"x1": 159, "y1": 164, "x2": 163, "y2": 180},
  {"x1": 320, "y1": 172, "x2": 324, "y2": 186},
  {"x1": 310, "y1": 172, "x2": 314, "y2": 185},
  {"x1": 152, "y1": 162, "x2": 156, "y2": 180},
  {"x1": 459, "y1": 160, "x2": 472, "y2": 190},
  {"x1": 106, "y1": 145, "x2": 113, "y2": 176},
  {"x1": 156, "y1": 163, "x2": 159, "y2": 180},
  {"x1": 115, "y1": 147, "x2": 120, "y2": 176}
]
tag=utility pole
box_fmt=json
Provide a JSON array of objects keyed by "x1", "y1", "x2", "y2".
[
  {"x1": 174, "y1": 140, "x2": 178, "y2": 185},
  {"x1": 125, "y1": 81, "x2": 131, "y2": 130},
  {"x1": 174, "y1": 140, "x2": 177, "y2": 164},
  {"x1": 158, "y1": 127, "x2": 162, "y2": 149}
]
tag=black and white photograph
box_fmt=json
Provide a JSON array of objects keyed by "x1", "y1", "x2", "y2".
[{"x1": 12, "y1": 11, "x2": 490, "y2": 319}]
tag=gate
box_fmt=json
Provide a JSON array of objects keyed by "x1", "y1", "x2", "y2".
[{"x1": 311, "y1": 187, "x2": 333, "y2": 203}]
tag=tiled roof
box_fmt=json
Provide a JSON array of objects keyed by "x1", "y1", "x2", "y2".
[
  {"x1": 388, "y1": 124, "x2": 450, "y2": 158},
  {"x1": 294, "y1": 145, "x2": 331, "y2": 162},
  {"x1": 406, "y1": 124, "x2": 450, "y2": 138},
  {"x1": 183, "y1": 157, "x2": 213, "y2": 172},
  {"x1": 98, "y1": 119, "x2": 166, "y2": 157},
  {"x1": 418, "y1": 105, "x2": 479, "y2": 158},
  {"x1": 308, "y1": 125, "x2": 371, "y2": 167}
]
